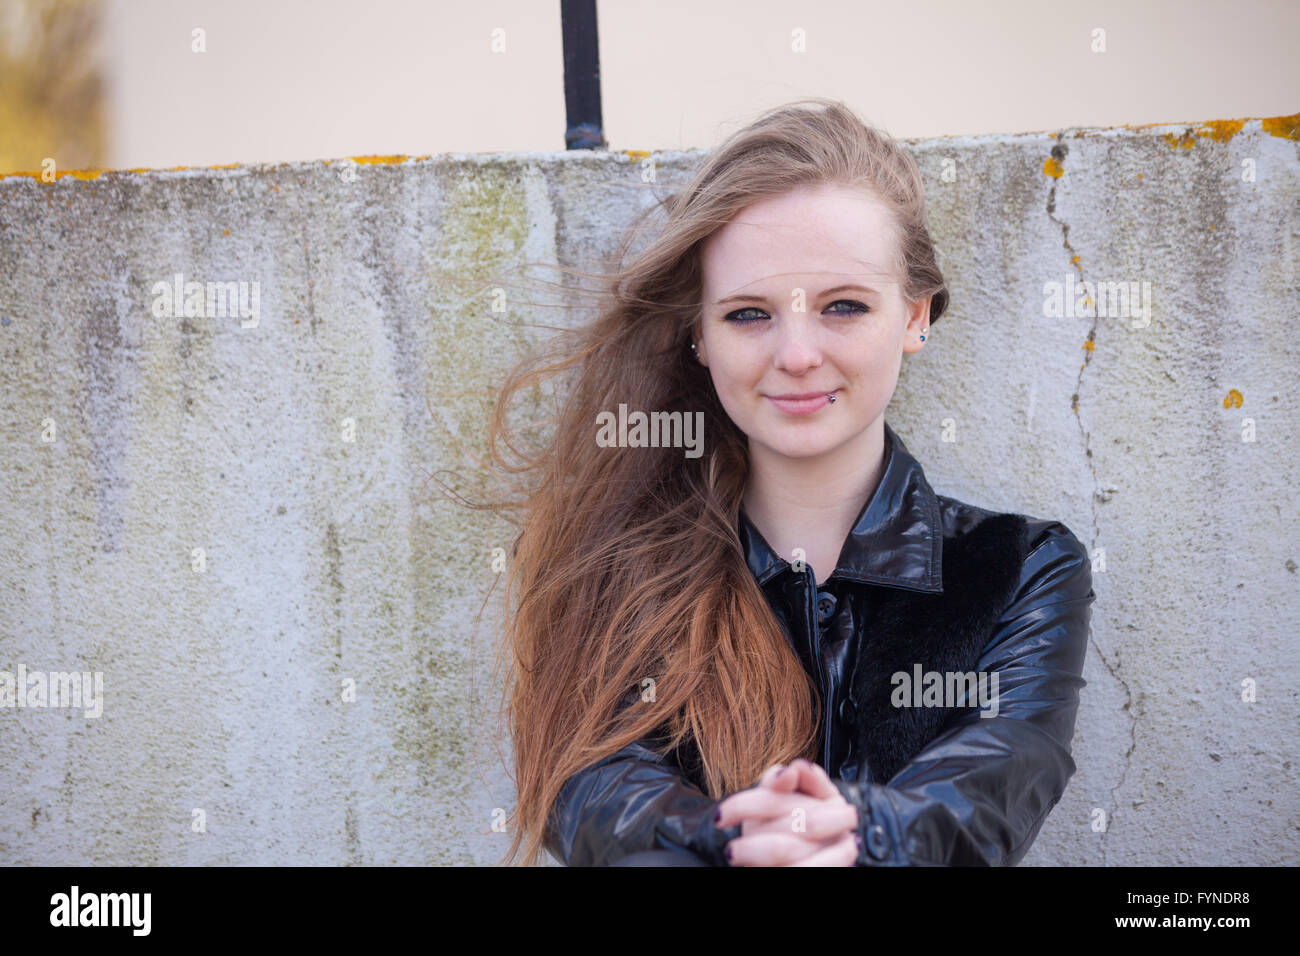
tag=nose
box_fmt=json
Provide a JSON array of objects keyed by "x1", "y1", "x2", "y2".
[{"x1": 772, "y1": 313, "x2": 824, "y2": 373}]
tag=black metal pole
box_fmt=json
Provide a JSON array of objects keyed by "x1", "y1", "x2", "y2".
[{"x1": 561, "y1": 0, "x2": 607, "y2": 150}]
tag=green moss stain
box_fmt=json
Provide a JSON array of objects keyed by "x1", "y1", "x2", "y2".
[{"x1": 352, "y1": 161, "x2": 551, "y2": 862}]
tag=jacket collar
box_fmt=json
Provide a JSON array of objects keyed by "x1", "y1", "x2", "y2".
[{"x1": 737, "y1": 420, "x2": 944, "y2": 593}]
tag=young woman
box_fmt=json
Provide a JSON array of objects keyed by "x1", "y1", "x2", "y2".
[{"x1": 490, "y1": 98, "x2": 1094, "y2": 866}]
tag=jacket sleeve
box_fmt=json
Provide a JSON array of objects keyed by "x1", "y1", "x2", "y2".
[
  {"x1": 543, "y1": 698, "x2": 743, "y2": 866},
  {"x1": 833, "y1": 524, "x2": 1095, "y2": 866}
]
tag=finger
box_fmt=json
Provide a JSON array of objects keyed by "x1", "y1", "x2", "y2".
[
  {"x1": 720, "y1": 786, "x2": 828, "y2": 827},
  {"x1": 786, "y1": 831, "x2": 859, "y2": 867},
  {"x1": 787, "y1": 758, "x2": 843, "y2": 800},
  {"x1": 742, "y1": 810, "x2": 855, "y2": 841},
  {"x1": 716, "y1": 787, "x2": 787, "y2": 827},
  {"x1": 719, "y1": 784, "x2": 857, "y2": 831},
  {"x1": 760, "y1": 764, "x2": 802, "y2": 794},
  {"x1": 727, "y1": 830, "x2": 842, "y2": 867},
  {"x1": 731, "y1": 787, "x2": 857, "y2": 839},
  {"x1": 756, "y1": 763, "x2": 786, "y2": 788},
  {"x1": 737, "y1": 800, "x2": 858, "y2": 841}
]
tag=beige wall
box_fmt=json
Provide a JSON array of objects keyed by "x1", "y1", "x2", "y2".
[{"x1": 95, "y1": 0, "x2": 1299, "y2": 169}]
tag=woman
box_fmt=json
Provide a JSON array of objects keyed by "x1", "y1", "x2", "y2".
[{"x1": 490, "y1": 97, "x2": 1094, "y2": 866}]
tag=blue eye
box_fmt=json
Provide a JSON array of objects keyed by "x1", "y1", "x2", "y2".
[
  {"x1": 723, "y1": 300, "x2": 869, "y2": 323},
  {"x1": 724, "y1": 307, "x2": 768, "y2": 324},
  {"x1": 827, "y1": 300, "x2": 869, "y2": 315}
]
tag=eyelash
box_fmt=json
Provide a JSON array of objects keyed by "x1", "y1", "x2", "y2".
[{"x1": 723, "y1": 300, "x2": 870, "y2": 324}]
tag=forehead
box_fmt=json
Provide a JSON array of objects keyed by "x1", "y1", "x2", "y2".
[{"x1": 700, "y1": 184, "x2": 901, "y2": 296}]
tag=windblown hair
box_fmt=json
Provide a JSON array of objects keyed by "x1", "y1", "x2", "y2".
[{"x1": 486, "y1": 97, "x2": 949, "y2": 866}]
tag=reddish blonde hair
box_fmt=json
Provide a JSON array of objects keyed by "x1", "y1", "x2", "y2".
[{"x1": 468, "y1": 98, "x2": 948, "y2": 865}]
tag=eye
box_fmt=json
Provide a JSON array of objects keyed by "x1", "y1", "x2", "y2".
[
  {"x1": 728, "y1": 300, "x2": 868, "y2": 323},
  {"x1": 826, "y1": 299, "x2": 869, "y2": 315},
  {"x1": 723, "y1": 307, "x2": 769, "y2": 324}
]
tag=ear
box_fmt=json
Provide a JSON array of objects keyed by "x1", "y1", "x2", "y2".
[
  {"x1": 902, "y1": 295, "x2": 932, "y2": 354},
  {"x1": 692, "y1": 320, "x2": 709, "y2": 367}
]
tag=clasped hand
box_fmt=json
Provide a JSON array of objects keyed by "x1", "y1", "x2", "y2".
[{"x1": 714, "y1": 757, "x2": 859, "y2": 866}]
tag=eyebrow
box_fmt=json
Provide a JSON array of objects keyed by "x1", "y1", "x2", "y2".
[{"x1": 712, "y1": 283, "x2": 883, "y2": 306}]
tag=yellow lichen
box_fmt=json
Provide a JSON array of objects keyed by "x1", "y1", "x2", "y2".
[
  {"x1": 1195, "y1": 119, "x2": 1244, "y2": 142},
  {"x1": 1261, "y1": 113, "x2": 1299, "y2": 140},
  {"x1": 350, "y1": 154, "x2": 409, "y2": 165}
]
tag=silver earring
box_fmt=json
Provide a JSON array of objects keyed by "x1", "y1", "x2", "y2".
[{"x1": 690, "y1": 342, "x2": 699, "y2": 359}]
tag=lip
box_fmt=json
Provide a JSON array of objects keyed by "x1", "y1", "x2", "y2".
[{"x1": 767, "y1": 390, "x2": 837, "y2": 414}]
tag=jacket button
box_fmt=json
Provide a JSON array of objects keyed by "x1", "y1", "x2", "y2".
[
  {"x1": 838, "y1": 696, "x2": 856, "y2": 725},
  {"x1": 866, "y1": 823, "x2": 890, "y2": 860},
  {"x1": 815, "y1": 590, "x2": 837, "y2": 623}
]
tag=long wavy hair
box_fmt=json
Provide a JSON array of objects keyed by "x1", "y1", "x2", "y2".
[{"x1": 479, "y1": 97, "x2": 949, "y2": 866}]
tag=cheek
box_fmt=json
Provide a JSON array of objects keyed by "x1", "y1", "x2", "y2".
[
  {"x1": 712, "y1": 367, "x2": 754, "y2": 412},
  {"x1": 842, "y1": 353, "x2": 902, "y2": 403},
  {"x1": 708, "y1": 362, "x2": 764, "y2": 428},
  {"x1": 843, "y1": 340, "x2": 889, "y2": 376},
  {"x1": 709, "y1": 350, "x2": 761, "y2": 393}
]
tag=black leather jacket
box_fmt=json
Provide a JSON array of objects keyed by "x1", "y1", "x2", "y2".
[{"x1": 544, "y1": 421, "x2": 1095, "y2": 866}]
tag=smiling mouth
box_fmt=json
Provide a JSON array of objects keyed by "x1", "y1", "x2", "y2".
[{"x1": 766, "y1": 390, "x2": 837, "y2": 414}]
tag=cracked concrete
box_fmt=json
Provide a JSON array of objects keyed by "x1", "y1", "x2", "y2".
[
  {"x1": 1042, "y1": 135, "x2": 1135, "y2": 865},
  {"x1": 0, "y1": 115, "x2": 1297, "y2": 865}
]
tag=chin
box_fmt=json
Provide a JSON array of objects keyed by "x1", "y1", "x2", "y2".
[{"x1": 753, "y1": 431, "x2": 840, "y2": 459}]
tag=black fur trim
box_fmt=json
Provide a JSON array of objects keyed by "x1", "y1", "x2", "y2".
[{"x1": 847, "y1": 513, "x2": 1030, "y2": 784}]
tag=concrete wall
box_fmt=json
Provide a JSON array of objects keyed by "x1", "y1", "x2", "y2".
[{"x1": 1, "y1": 115, "x2": 1297, "y2": 865}]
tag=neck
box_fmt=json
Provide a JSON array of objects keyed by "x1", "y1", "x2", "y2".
[{"x1": 741, "y1": 418, "x2": 889, "y2": 571}]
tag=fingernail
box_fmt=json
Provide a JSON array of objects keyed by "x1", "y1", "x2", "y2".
[
  {"x1": 713, "y1": 808, "x2": 722, "y2": 824},
  {"x1": 725, "y1": 844, "x2": 734, "y2": 862}
]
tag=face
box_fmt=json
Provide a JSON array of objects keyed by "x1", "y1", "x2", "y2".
[{"x1": 693, "y1": 182, "x2": 931, "y2": 465}]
